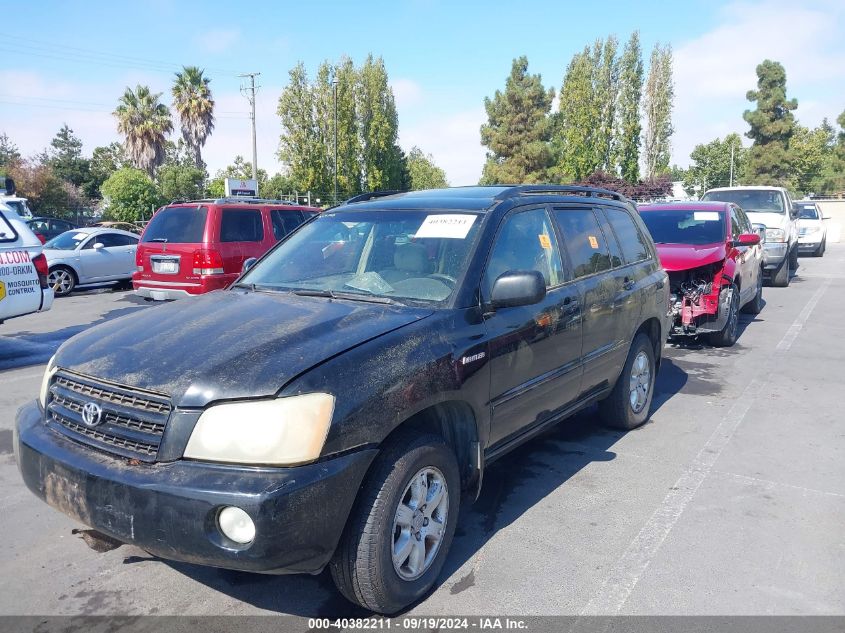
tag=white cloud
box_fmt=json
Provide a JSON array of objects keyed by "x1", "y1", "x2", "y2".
[
  {"x1": 193, "y1": 29, "x2": 241, "y2": 54},
  {"x1": 399, "y1": 107, "x2": 487, "y2": 186},
  {"x1": 390, "y1": 78, "x2": 423, "y2": 109},
  {"x1": 672, "y1": 0, "x2": 845, "y2": 165}
]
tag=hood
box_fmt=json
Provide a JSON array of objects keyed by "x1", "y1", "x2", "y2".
[
  {"x1": 55, "y1": 290, "x2": 433, "y2": 407},
  {"x1": 743, "y1": 210, "x2": 789, "y2": 230},
  {"x1": 655, "y1": 242, "x2": 728, "y2": 272}
]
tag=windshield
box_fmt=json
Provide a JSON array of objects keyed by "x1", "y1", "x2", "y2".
[
  {"x1": 639, "y1": 209, "x2": 726, "y2": 245},
  {"x1": 797, "y1": 204, "x2": 818, "y2": 219},
  {"x1": 142, "y1": 206, "x2": 207, "y2": 243},
  {"x1": 44, "y1": 230, "x2": 89, "y2": 250},
  {"x1": 701, "y1": 189, "x2": 784, "y2": 214},
  {"x1": 240, "y1": 209, "x2": 482, "y2": 304}
]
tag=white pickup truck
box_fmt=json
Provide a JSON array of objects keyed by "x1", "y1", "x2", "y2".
[{"x1": 0, "y1": 203, "x2": 53, "y2": 324}]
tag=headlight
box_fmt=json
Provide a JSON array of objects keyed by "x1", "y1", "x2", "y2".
[
  {"x1": 39, "y1": 355, "x2": 58, "y2": 409},
  {"x1": 804, "y1": 226, "x2": 821, "y2": 235},
  {"x1": 765, "y1": 228, "x2": 786, "y2": 243},
  {"x1": 184, "y1": 393, "x2": 335, "y2": 466}
]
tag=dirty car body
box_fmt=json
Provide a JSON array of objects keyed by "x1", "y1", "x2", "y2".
[
  {"x1": 16, "y1": 186, "x2": 670, "y2": 612},
  {"x1": 638, "y1": 202, "x2": 763, "y2": 339}
]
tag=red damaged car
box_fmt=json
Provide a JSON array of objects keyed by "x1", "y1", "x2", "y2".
[{"x1": 638, "y1": 202, "x2": 763, "y2": 347}]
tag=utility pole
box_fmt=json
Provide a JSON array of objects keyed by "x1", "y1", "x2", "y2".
[
  {"x1": 333, "y1": 78, "x2": 339, "y2": 205},
  {"x1": 239, "y1": 72, "x2": 261, "y2": 181},
  {"x1": 729, "y1": 143, "x2": 735, "y2": 187}
]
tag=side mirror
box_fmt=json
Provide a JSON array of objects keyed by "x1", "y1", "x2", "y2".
[
  {"x1": 790, "y1": 204, "x2": 800, "y2": 219},
  {"x1": 734, "y1": 233, "x2": 761, "y2": 247},
  {"x1": 822, "y1": 215, "x2": 831, "y2": 220},
  {"x1": 752, "y1": 223, "x2": 766, "y2": 243},
  {"x1": 490, "y1": 270, "x2": 546, "y2": 309},
  {"x1": 93, "y1": 242, "x2": 104, "y2": 250},
  {"x1": 242, "y1": 257, "x2": 258, "y2": 274}
]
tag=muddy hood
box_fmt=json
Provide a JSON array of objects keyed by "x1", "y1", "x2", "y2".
[
  {"x1": 655, "y1": 242, "x2": 728, "y2": 272},
  {"x1": 54, "y1": 290, "x2": 433, "y2": 407}
]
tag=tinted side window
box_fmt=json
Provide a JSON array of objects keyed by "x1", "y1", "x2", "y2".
[
  {"x1": 604, "y1": 208, "x2": 649, "y2": 263},
  {"x1": 270, "y1": 209, "x2": 305, "y2": 240},
  {"x1": 594, "y1": 208, "x2": 624, "y2": 268},
  {"x1": 552, "y1": 208, "x2": 613, "y2": 279},
  {"x1": 483, "y1": 207, "x2": 564, "y2": 296},
  {"x1": 221, "y1": 209, "x2": 264, "y2": 242},
  {"x1": 95, "y1": 233, "x2": 127, "y2": 247},
  {"x1": 729, "y1": 207, "x2": 742, "y2": 239}
]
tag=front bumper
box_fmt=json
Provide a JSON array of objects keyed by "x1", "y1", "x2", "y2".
[
  {"x1": 798, "y1": 235, "x2": 823, "y2": 251},
  {"x1": 15, "y1": 401, "x2": 376, "y2": 574},
  {"x1": 762, "y1": 242, "x2": 788, "y2": 270}
]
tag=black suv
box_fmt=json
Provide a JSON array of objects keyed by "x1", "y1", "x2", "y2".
[{"x1": 16, "y1": 186, "x2": 670, "y2": 613}]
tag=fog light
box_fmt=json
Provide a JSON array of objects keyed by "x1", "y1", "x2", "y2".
[{"x1": 217, "y1": 506, "x2": 255, "y2": 544}]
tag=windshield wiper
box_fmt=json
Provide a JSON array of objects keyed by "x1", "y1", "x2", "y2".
[
  {"x1": 232, "y1": 282, "x2": 283, "y2": 294},
  {"x1": 292, "y1": 288, "x2": 396, "y2": 304}
]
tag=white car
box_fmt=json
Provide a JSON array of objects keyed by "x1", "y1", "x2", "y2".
[
  {"x1": 0, "y1": 204, "x2": 53, "y2": 324},
  {"x1": 43, "y1": 227, "x2": 139, "y2": 296},
  {"x1": 795, "y1": 200, "x2": 827, "y2": 257}
]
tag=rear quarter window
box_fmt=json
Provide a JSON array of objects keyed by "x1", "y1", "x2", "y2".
[
  {"x1": 270, "y1": 209, "x2": 305, "y2": 240},
  {"x1": 220, "y1": 209, "x2": 264, "y2": 242},
  {"x1": 603, "y1": 207, "x2": 650, "y2": 264}
]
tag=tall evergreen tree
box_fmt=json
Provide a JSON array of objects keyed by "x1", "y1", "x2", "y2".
[
  {"x1": 49, "y1": 124, "x2": 90, "y2": 188},
  {"x1": 595, "y1": 36, "x2": 620, "y2": 172},
  {"x1": 642, "y1": 44, "x2": 674, "y2": 179},
  {"x1": 742, "y1": 60, "x2": 797, "y2": 187},
  {"x1": 358, "y1": 55, "x2": 405, "y2": 192},
  {"x1": 480, "y1": 56, "x2": 554, "y2": 184},
  {"x1": 616, "y1": 32, "x2": 644, "y2": 183},
  {"x1": 554, "y1": 46, "x2": 598, "y2": 181},
  {"x1": 171, "y1": 66, "x2": 215, "y2": 169},
  {"x1": 0, "y1": 132, "x2": 20, "y2": 171},
  {"x1": 333, "y1": 57, "x2": 362, "y2": 197}
]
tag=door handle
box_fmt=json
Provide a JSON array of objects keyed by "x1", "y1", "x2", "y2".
[{"x1": 623, "y1": 277, "x2": 635, "y2": 291}]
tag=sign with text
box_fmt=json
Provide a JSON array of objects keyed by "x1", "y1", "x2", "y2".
[{"x1": 224, "y1": 178, "x2": 259, "y2": 197}]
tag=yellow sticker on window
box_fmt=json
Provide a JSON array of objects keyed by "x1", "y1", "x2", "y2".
[
  {"x1": 539, "y1": 234, "x2": 552, "y2": 249},
  {"x1": 588, "y1": 235, "x2": 599, "y2": 249}
]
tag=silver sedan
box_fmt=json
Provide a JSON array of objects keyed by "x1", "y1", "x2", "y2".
[{"x1": 43, "y1": 227, "x2": 139, "y2": 296}]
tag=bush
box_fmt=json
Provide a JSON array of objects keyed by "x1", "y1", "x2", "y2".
[{"x1": 101, "y1": 168, "x2": 165, "y2": 222}]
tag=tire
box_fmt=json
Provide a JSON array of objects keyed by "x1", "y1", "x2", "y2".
[
  {"x1": 815, "y1": 239, "x2": 826, "y2": 257},
  {"x1": 330, "y1": 431, "x2": 460, "y2": 614},
  {"x1": 47, "y1": 266, "x2": 76, "y2": 297},
  {"x1": 598, "y1": 333, "x2": 656, "y2": 430},
  {"x1": 709, "y1": 283, "x2": 740, "y2": 347},
  {"x1": 788, "y1": 244, "x2": 799, "y2": 269},
  {"x1": 741, "y1": 269, "x2": 764, "y2": 315},
  {"x1": 770, "y1": 256, "x2": 789, "y2": 287}
]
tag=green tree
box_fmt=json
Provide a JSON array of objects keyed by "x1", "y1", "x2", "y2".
[
  {"x1": 86, "y1": 143, "x2": 128, "y2": 199},
  {"x1": 742, "y1": 60, "x2": 798, "y2": 187},
  {"x1": 406, "y1": 147, "x2": 448, "y2": 190},
  {"x1": 172, "y1": 66, "x2": 215, "y2": 169},
  {"x1": 642, "y1": 44, "x2": 674, "y2": 179},
  {"x1": 616, "y1": 31, "x2": 643, "y2": 182},
  {"x1": 554, "y1": 46, "x2": 598, "y2": 181},
  {"x1": 595, "y1": 36, "x2": 620, "y2": 172},
  {"x1": 114, "y1": 84, "x2": 173, "y2": 178},
  {"x1": 358, "y1": 55, "x2": 405, "y2": 191},
  {"x1": 158, "y1": 163, "x2": 206, "y2": 201},
  {"x1": 0, "y1": 132, "x2": 21, "y2": 174},
  {"x1": 101, "y1": 167, "x2": 164, "y2": 222},
  {"x1": 683, "y1": 133, "x2": 745, "y2": 196},
  {"x1": 332, "y1": 57, "x2": 362, "y2": 197},
  {"x1": 263, "y1": 173, "x2": 296, "y2": 200},
  {"x1": 480, "y1": 56, "x2": 554, "y2": 184},
  {"x1": 47, "y1": 124, "x2": 90, "y2": 189},
  {"x1": 207, "y1": 156, "x2": 269, "y2": 197},
  {"x1": 6, "y1": 159, "x2": 79, "y2": 216}
]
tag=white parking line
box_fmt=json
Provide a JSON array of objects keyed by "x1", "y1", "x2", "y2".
[{"x1": 580, "y1": 276, "x2": 833, "y2": 615}]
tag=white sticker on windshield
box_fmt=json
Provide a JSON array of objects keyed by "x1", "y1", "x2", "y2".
[
  {"x1": 72, "y1": 232, "x2": 88, "y2": 239},
  {"x1": 414, "y1": 214, "x2": 478, "y2": 239},
  {"x1": 693, "y1": 212, "x2": 720, "y2": 221}
]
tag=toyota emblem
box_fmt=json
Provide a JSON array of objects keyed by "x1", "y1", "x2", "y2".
[{"x1": 81, "y1": 402, "x2": 103, "y2": 427}]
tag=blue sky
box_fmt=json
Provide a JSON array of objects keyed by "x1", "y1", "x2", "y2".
[{"x1": 2, "y1": 0, "x2": 844, "y2": 186}]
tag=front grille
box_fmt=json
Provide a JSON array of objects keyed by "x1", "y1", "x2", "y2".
[{"x1": 47, "y1": 371, "x2": 171, "y2": 462}]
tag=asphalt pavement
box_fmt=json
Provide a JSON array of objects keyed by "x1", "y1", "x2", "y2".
[{"x1": 0, "y1": 253, "x2": 842, "y2": 617}]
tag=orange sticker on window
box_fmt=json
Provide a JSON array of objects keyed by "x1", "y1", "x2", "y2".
[
  {"x1": 588, "y1": 235, "x2": 599, "y2": 249},
  {"x1": 539, "y1": 234, "x2": 552, "y2": 249}
]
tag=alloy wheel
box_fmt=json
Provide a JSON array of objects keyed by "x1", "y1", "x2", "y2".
[
  {"x1": 628, "y1": 351, "x2": 652, "y2": 414},
  {"x1": 48, "y1": 269, "x2": 73, "y2": 295},
  {"x1": 391, "y1": 467, "x2": 449, "y2": 581}
]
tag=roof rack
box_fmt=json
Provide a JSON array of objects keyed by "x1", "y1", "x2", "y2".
[
  {"x1": 343, "y1": 190, "x2": 406, "y2": 204},
  {"x1": 169, "y1": 197, "x2": 302, "y2": 206},
  {"x1": 494, "y1": 185, "x2": 629, "y2": 203}
]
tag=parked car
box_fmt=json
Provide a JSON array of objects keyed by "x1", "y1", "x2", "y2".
[
  {"x1": 43, "y1": 227, "x2": 139, "y2": 296},
  {"x1": 638, "y1": 202, "x2": 763, "y2": 346},
  {"x1": 133, "y1": 198, "x2": 320, "y2": 300},
  {"x1": 17, "y1": 186, "x2": 670, "y2": 613},
  {"x1": 0, "y1": 204, "x2": 53, "y2": 323},
  {"x1": 794, "y1": 200, "x2": 827, "y2": 257},
  {"x1": 700, "y1": 186, "x2": 798, "y2": 287},
  {"x1": 26, "y1": 217, "x2": 78, "y2": 244}
]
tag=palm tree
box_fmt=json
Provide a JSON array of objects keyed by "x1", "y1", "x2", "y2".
[
  {"x1": 172, "y1": 66, "x2": 215, "y2": 168},
  {"x1": 113, "y1": 85, "x2": 173, "y2": 178}
]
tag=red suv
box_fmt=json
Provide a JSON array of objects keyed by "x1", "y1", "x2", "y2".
[{"x1": 133, "y1": 199, "x2": 320, "y2": 300}]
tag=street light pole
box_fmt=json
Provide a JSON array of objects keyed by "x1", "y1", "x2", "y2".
[
  {"x1": 333, "y1": 78, "x2": 339, "y2": 205},
  {"x1": 239, "y1": 72, "x2": 261, "y2": 182}
]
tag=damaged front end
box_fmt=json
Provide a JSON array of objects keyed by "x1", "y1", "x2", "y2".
[{"x1": 668, "y1": 262, "x2": 733, "y2": 337}]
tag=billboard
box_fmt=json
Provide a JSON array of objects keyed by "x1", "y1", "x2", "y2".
[{"x1": 224, "y1": 178, "x2": 259, "y2": 197}]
